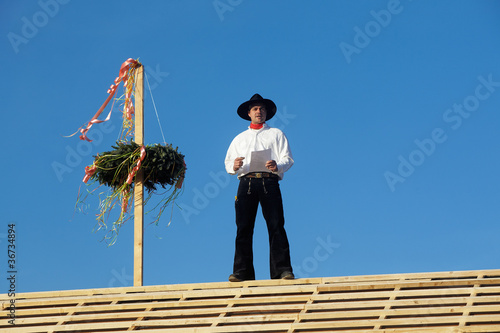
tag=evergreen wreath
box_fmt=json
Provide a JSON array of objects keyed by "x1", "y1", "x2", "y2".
[
  {"x1": 89, "y1": 141, "x2": 185, "y2": 192},
  {"x1": 79, "y1": 140, "x2": 186, "y2": 245}
]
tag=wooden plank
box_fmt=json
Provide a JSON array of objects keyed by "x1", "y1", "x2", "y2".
[
  {"x1": 2, "y1": 268, "x2": 499, "y2": 301},
  {"x1": 321, "y1": 269, "x2": 500, "y2": 284},
  {"x1": 210, "y1": 293, "x2": 240, "y2": 328},
  {"x1": 82, "y1": 325, "x2": 500, "y2": 333},
  {"x1": 0, "y1": 302, "x2": 307, "y2": 326},
  {"x1": 1, "y1": 291, "x2": 184, "y2": 309},
  {"x1": 12, "y1": 282, "x2": 316, "y2": 306},
  {"x1": 0, "y1": 279, "x2": 286, "y2": 302},
  {"x1": 7, "y1": 294, "x2": 312, "y2": 318},
  {"x1": 301, "y1": 314, "x2": 500, "y2": 328},
  {"x1": 309, "y1": 286, "x2": 500, "y2": 304},
  {"x1": 373, "y1": 284, "x2": 401, "y2": 330},
  {"x1": 288, "y1": 288, "x2": 317, "y2": 332},
  {"x1": 134, "y1": 63, "x2": 144, "y2": 287},
  {"x1": 2, "y1": 290, "x2": 310, "y2": 313},
  {"x1": 317, "y1": 277, "x2": 500, "y2": 293},
  {"x1": 297, "y1": 304, "x2": 500, "y2": 321},
  {"x1": 459, "y1": 276, "x2": 482, "y2": 327},
  {"x1": 306, "y1": 295, "x2": 500, "y2": 311}
]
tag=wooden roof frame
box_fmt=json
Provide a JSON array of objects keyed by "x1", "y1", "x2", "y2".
[{"x1": 2, "y1": 269, "x2": 500, "y2": 332}]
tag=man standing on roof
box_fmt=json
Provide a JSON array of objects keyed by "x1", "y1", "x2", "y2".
[{"x1": 225, "y1": 93, "x2": 294, "y2": 282}]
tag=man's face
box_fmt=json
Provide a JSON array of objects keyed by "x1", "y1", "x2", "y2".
[{"x1": 248, "y1": 104, "x2": 267, "y2": 124}]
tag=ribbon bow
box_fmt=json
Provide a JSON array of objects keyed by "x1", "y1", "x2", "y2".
[{"x1": 78, "y1": 58, "x2": 140, "y2": 142}]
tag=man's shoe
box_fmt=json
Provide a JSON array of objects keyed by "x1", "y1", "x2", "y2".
[
  {"x1": 228, "y1": 274, "x2": 243, "y2": 282},
  {"x1": 280, "y1": 271, "x2": 295, "y2": 280}
]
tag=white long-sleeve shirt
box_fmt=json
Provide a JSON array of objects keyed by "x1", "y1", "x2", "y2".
[{"x1": 225, "y1": 124, "x2": 294, "y2": 180}]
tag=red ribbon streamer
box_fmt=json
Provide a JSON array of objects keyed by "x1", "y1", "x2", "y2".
[
  {"x1": 82, "y1": 164, "x2": 97, "y2": 183},
  {"x1": 126, "y1": 145, "x2": 146, "y2": 185},
  {"x1": 79, "y1": 58, "x2": 139, "y2": 142},
  {"x1": 121, "y1": 188, "x2": 131, "y2": 213}
]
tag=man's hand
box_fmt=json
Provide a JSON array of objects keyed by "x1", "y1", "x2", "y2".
[
  {"x1": 266, "y1": 160, "x2": 278, "y2": 172},
  {"x1": 233, "y1": 157, "x2": 245, "y2": 171}
]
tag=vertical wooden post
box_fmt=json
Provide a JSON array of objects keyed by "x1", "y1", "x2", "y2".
[{"x1": 134, "y1": 64, "x2": 144, "y2": 287}]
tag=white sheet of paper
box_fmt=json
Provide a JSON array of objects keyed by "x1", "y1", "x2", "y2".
[{"x1": 249, "y1": 149, "x2": 272, "y2": 173}]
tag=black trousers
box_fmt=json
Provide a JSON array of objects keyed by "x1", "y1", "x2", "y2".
[{"x1": 233, "y1": 177, "x2": 293, "y2": 280}]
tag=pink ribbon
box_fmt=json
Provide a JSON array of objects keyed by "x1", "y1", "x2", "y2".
[
  {"x1": 126, "y1": 145, "x2": 146, "y2": 185},
  {"x1": 82, "y1": 164, "x2": 97, "y2": 183},
  {"x1": 121, "y1": 188, "x2": 131, "y2": 212},
  {"x1": 79, "y1": 58, "x2": 139, "y2": 142}
]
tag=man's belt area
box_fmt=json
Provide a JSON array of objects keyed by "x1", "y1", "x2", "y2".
[{"x1": 243, "y1": 172, "x2": 279, "y2": 179}]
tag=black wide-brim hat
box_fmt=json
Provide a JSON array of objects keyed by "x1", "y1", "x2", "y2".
[{"x1": 237, "y1": 94, "x2": 277, "y2": 121}]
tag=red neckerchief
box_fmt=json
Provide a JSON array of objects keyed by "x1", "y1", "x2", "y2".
[{"x1": 250, "y1": 123, "x2": 264, "y2": 130}]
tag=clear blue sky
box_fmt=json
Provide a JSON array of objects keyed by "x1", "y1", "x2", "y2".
[{"x1": 2, "y1": 0, "x2": 500, "y2": 293}]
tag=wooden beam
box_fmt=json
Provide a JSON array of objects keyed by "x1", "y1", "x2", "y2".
[{"x1": 134, "y1": 64, "x2": 144, "y2": 287}]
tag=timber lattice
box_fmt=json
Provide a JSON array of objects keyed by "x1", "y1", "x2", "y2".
[{"x1": 1, "y1": 269, "x2": 500, "y2": 332}]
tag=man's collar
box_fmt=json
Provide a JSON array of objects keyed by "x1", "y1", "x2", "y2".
[{"x1": 249, "y1": 123, "x2": 268, "y2": 130}]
